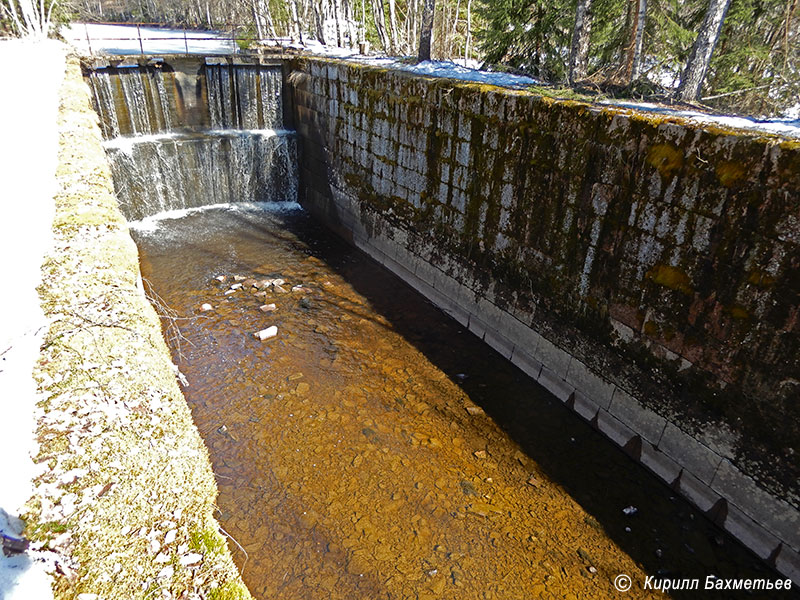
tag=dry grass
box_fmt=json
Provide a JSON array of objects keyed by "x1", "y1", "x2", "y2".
[{"x1": 27, "y1": 54, "x2": 252, "y2": 600}]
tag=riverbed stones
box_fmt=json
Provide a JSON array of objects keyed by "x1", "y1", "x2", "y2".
[
  {"x1": 259, "y1": 303, "x2": 277, "y2": 312},
  {"x1": 199, "y1": 303, "x2": 213, "y2": 312}
]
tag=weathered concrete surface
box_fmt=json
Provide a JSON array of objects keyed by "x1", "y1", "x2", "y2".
[
  {"x1": 29, "y1": 55, "x2": 252, "y2": 600},
  {"x1": 287, "y1": 57, "x2": 800, "y2": 583}
]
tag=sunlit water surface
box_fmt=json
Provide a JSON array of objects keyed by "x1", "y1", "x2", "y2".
[{"x1": 133, "y1": 203, "x2": 790, "y2": 600}]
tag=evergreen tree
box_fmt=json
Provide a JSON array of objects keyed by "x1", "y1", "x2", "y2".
[{"x1": 474, "y1": 0, "x2": 572, "y2": 80}]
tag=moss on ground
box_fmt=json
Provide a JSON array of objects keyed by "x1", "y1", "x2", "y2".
[{"x1": 27, "y1": 54, "x2": 253, "y2": 600}]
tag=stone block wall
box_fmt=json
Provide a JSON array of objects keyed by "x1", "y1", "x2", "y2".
[{"x1": 287, "y1": 57, "x2": 799, "y2": 582}]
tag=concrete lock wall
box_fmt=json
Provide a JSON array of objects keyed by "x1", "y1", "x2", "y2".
[{"x1": 286, "y1": 57, "x2": 800, "y2": 582}]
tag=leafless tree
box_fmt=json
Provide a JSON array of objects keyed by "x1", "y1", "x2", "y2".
[{"x1": 1, "y1": 0, "x2": 56, "y2": 37}]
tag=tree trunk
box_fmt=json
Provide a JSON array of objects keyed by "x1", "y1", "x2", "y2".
[
  {"x1": 289, "y1": 0, "x2": 304, "y2": 43},
  {"x1": 262, "y1": 0, "x2": 278, "y2": 38},
  {"x1": 418, "y1": 0, "x2": 435, "y2": 62},
  {"x1": 333, "y1": 0, "x2": 345, "y2": 46},
  {"x1": 252, "y1": 0, "x2": 264, "y2": 40},
  {"x1": 568, "y1": 0, "x2": 594, "y2": 84},
  {"x1": 313, "y1": 0, "x2": 326, "y2": 43},
  {"x1": 621, "y1": 0, "x2": 646, "y2": 83},
  {"x1": 676, "y1": 0, "x2": 732, "y2": 101},
  {"x1": 465, "y1": 0, "x2": 471, "y2": 64},
  {"x1": 370, "y1": 0, "x2": 391, "y2": 52},
  {"x1": 449, "y1": 0, "x2": 461, "y2": 57},
  {"x1": 387, "y1": 0, "x2": 399, "y2": 53},
  {"x1": 630, "y1": 0, "x2": 647, "y2": 80},
  {"x1": 344, "y1": 0, "x2": 359, "y2": 49}
]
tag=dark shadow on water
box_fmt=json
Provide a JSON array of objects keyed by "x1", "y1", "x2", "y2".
[{"x1": 278, "y1": 208, "x2": 798, "y2": 600}]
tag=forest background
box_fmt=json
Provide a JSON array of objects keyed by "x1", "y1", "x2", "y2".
[{"x1": 3, "y1": 0, "x2": 798, "y2": 118}]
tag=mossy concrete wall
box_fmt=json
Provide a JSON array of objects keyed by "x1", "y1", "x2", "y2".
[{"x1": 287, "y1": 57, "x2": 800, "y2": 582}]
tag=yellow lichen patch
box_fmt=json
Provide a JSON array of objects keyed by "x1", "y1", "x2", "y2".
[
  {"x1": 647, "y1": 264, "x2": 694, "y2": 295},
  {"x1": 715, "y1": 161, "x2": 748, "y2": 188},
  {"x1": 726, "y1": 305, "x2": 750, "y2": 320},
  {"x1": 646, "y1": 144, "x2": 684, "y2": 178},
  {"x1": 643, "y1": 320, "x2": 660, "y2": 337},
  {"x1": 747, "y1": 269, "x2": 776, "y2": 287}
]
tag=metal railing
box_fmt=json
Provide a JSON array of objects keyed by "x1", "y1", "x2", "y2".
[{"x1": 75, "y1": 22, "x2": 295, "y2": 57}]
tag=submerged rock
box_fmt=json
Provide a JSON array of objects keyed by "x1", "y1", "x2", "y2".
[
  {"x1": 259, "y1": 303, "x2": 277, "y2": 312},
  {"x1": 199, "y1": 303, "x2": 213, "y2": 312}
]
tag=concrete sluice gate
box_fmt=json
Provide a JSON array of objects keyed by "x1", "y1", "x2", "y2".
[{"x1": 84, "y1": 55, "x2": 800, "y2": 596}]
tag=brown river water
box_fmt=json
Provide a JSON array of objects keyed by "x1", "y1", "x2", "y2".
[{"x1": 133, "y1": 202, "x2": 792, "y2": 600}]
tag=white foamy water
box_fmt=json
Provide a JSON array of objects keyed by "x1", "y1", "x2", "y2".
[{"x1": 130, "y1": 201, "x2": 303, "y2": 233}]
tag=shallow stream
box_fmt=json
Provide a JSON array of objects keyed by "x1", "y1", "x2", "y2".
[{"x1": 133, "y1": 203, "x2": 789, "y2": 600}]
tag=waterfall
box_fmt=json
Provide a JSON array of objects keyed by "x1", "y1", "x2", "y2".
[
  {"x1": 87, "y1": 66, "x2": 175, "y2": 138},
  {"x1": 86, "y1": 59, "x2": 297, "y2": 220},
  {"x1": 205, "y1": 64, "x2": 283, "y2": 130},
  {"x1": 104, "y1": 131, "x2": 298, "y2": 221},
  {"x1": 87, "y1": 62, "x2": 284, "y2": 136}
]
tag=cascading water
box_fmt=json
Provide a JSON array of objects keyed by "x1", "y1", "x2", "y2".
[
  {"x1": 206, "y1": 63, "x2": 284, "y2": 130},
  {"x1": 105, "y1": 131, "x2": 297, "y2": 220},
  {"x1": 87, "y1": 65, "x2": 175, "y2": 138},
  {"x1": 87, "y1": 61, "x2": 295, "y2": 221}
]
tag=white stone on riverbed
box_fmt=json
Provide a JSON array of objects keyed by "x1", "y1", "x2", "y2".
[{"x1": 254, "y1": 326, "x2": 278, "y2": 341}]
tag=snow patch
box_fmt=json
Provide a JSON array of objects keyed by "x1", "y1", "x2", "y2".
[
  {"x1": 355, "y1": 58, "x2": 541, "y2": 88},
  {"x1": 61, "y1": 22, "x2": 236, "y2": 55},
  {"x1": 0, "y1": 37, "x2": 66, "y2": 600},
  {"x1": 602, "y1": 100, "x2": 800, "y2": 139}
]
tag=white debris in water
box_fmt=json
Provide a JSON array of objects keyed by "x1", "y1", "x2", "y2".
[
  {"x1": 622, "y1": 506, "x2": 639, "y2": 516},
  {"x1": 0, "y1": 37, "x2": 66, "y2": 600},
  {"x1": 129, "y1": 201, "x2": 303, "y2": 233},
  {"x1": 254, "y1": 326, "x2": 278, "y2": 341}
]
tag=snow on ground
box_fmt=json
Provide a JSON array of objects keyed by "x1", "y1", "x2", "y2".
[
  {"x1": 61, "y1": 22, "x2": 236, "y2": 55},
  {"x1": 355, "y1": 57, "x2": 541, "y2": 88},
  {"x1": 65, "y1": 23, "x2": 800, "y2": 138},
  {"x1": 0, "y1": 38, "x2": 65, "y2": 600},
  {"x1": 602, "y1": 100, "x2": 800, "y2": 139}
]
